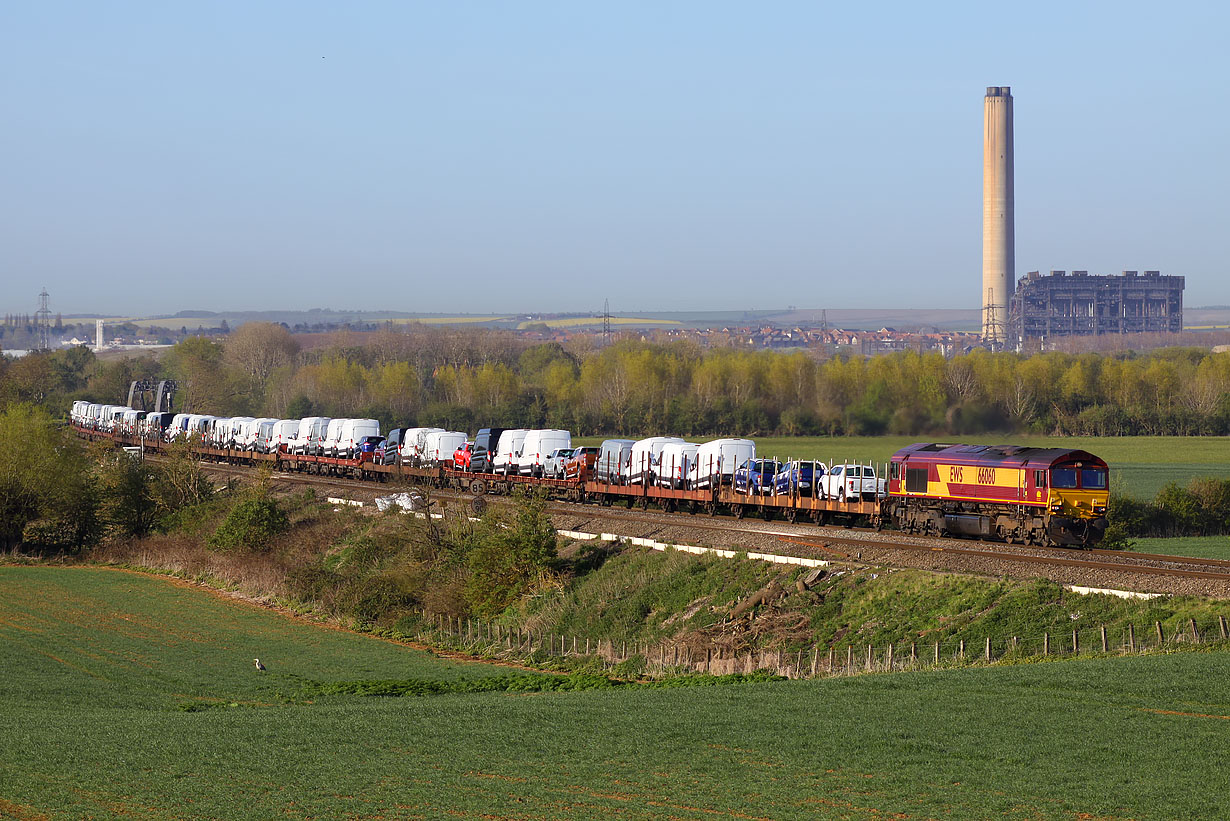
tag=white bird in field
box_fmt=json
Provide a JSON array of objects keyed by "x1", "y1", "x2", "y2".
[{"x1": 254, "y1": 658, "x2": 266, "y2": 671}]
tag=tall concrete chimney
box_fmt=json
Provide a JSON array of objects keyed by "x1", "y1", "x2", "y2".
[{"x1": 982, "y1": 86, "x2": 1014, "y2": 345}]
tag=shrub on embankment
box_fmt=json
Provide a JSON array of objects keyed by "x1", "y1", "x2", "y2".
[{"x1": 1108, "y1": 477, "x2": 1230, "y2": 542}]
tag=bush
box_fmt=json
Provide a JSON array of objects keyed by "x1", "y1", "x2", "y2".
[
  {"x1": 465, "y1": 491, "x2": 559, "y2": 617},
  {"x1": 209, "y1": 495, "x2": 289, "y2": 552},
  {"x1": 0, "y1": 404, "x2": 98, "y2": 553},
  {"x1": 96, "y1": 452, "x2": 158, "y2": 539},
  {"x1": 335, "y1": 574, "x2": 419, "y2": 624}
]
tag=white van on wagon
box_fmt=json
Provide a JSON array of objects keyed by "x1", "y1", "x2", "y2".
[
  {"x1": 320, "y1": 418, "x2": 349, "y2": 457},
  {"x1": 289, "y1": 417, "x2": 329, "y2": 455},
  {"x1": 655, "y1": 441, "x2": 700, "y2": 489},
  {"x1": 337, "y1": 419, "x2": 380, "y2": 459},
  {"x1": 399, "y1": 427, "x2": 444, "y2": 466},
  {"x1": 268, "y1": 419, "x2": 301, "y2": 453},
  {"x1": 517, "y1": 430, "x2": 572, "y2": 477},
  {"x1": 493, "y1": 429, "x2": 529, "y2": 475},
  {"x1": 423, "y1": 430, "x2": 467, "y2": 466},
  {"x1": 626, "y1": 437, "x2": 685, "y2": 485},
  {"x1": 688, "y1": 438, "x2": 756, "y2": 490}
]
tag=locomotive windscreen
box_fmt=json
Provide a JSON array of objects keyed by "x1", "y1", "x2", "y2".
[{"x1": 1081, "y1": 469, "x2": 1108, "y2": 489}]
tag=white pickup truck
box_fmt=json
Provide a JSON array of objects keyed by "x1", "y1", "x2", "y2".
[{"x1": 818, "y1": 464, "x2": 887, "y2": 502}]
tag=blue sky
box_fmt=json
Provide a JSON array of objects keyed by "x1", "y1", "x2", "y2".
[{"x1": 3, "y1": 1, "x2": 1227, "y2": 315}]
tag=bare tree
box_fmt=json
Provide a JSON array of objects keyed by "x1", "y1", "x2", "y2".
[{"x1": 224, "y1": 322, "x2": 300, "y2": 384}]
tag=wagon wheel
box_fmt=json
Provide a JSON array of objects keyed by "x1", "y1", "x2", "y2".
[
  {"x1": 733, "y1": 504, "x2": 745, "y2": 520},
  {"x1": 704, "y1": 502, "x2": 717, "y2": 517},
  {"x1": 469, "y1": 478, "x2": 486, "y2": 496},
  {"x1": 785, "y1": 508, "x2": 798, "y2": 524},
  {"x1": 761, "y1": 506, "x2": 773, "y2": 522},
  {"x1": 638, "y1": 497, "x2": 649, "y2": 511}
]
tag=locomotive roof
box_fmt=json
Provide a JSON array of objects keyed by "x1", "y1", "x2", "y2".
[{"x1": 891, "y1": 442, "x2": 1106, "y2": 468}]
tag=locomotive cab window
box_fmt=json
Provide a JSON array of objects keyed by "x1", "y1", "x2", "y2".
[
  {"x1": 890, "y1": 461, "x2": 900, "y2": 480},
  {"x1": 1034, "y1": 470, "x2": 1047, "y2": 489},
  {"x1": 1081, "y1": 469, "x2": 1108, "y2": 489},
  {"x1": 1051, "y1": 468, "x2": 1078, "y2": 489}
]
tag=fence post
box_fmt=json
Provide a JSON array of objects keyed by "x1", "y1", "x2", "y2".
[
  {"x1": 1044, "y1": 632, "x2": 1050, "y2": 656},
  {"x1": 828, "y1": 646, "x2": 835, "y2": 673},
  {"x1": 811, "y1": 646, "x2": 819, "y2": 677},
  {"x1": 847, "y1": 645, "x2": 854, "y2": 674},
  {"x1": 1155, "y1": 621, "x2": 1164, "y2": 647},
  {"x1": 886, "y1": 644, "x2": 894, "y2": 671},
  {"x1": 1190, "y1": 618, "x2": 1199, "y2": 643},
  {"x1": 586, "y1": 637, "x2": 591, "y2": 655},
  {"x1": 985, "y1": 636, "x2": 991, "y2": 661},
  {"x1": 910, "y1": 642, "x2": 917, "y2": 665},
  {"x1": 1072, "y1": 629, "x2": 1078, "y2": 654},
  {"x1": 958, "y1": 639, "x2": 965, "y2": 660},
  {"x1": 1220, "y1": 616, "x2": 1228, "y2": 640},
  {"x1": 1128, "y1": 623, "x2": 1136, "y2": 653},
  {"x1": 866, "y1": 644, "x2": 873, "y2": 671},
  {"x1": 934, "y1": 641, "x2": 940, "y2": 665}
]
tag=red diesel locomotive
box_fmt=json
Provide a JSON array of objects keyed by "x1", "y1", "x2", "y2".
[{"x1": 887, "y1": 443, "x2": 1110, "y2": 546}]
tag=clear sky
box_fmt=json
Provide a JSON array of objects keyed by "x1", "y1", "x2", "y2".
[{"x1": 3, "y1": 1, "x2": 1227, "y2": 316}]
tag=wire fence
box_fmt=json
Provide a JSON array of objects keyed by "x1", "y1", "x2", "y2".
[{"x1": 391, "y1": 610, "x2": 1230, "y2": 679}]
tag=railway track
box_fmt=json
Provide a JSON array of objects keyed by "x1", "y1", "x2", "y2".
[{"x1": 176, "y1": 455, "x2": 1230, "y2": 592}]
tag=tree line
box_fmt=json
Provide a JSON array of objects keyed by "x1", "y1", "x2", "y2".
[{"x1": 12, "y1": 322, "x2": 1229, "y2": 438}]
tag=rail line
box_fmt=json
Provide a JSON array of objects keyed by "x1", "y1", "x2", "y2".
[{"x1": 173, "y1": 453, "x2": 1230, "y2": 587}]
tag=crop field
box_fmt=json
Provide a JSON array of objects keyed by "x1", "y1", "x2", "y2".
[
  {"x1": 3, "y1": 566, "x2": 1230, "y2": 819},
  {"x1": 1133, "y1": 536, "x2": 1230, "y2": 561},
  {"x1": 388, "y1": 315, "x2": 512, "y2": 325},
  {"x1": 517, "y1": 316, "x2": 683, "y2": 329}
]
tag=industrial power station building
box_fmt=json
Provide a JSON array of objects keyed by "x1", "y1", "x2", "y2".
[
  {"x1": 1008, "y1": 270, "x2": 1184, "y2": 343},
  {"x1": 979, "y1": 86, "x2": 1185, "y2": 347}
]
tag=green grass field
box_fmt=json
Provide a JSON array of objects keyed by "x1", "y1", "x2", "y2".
[
  {"x1": 1133, "y1": 535, "x2": 1230, "y2": 561},
  {"x1": 4, "y1": 566, "x2": 1230, "y2": 819},
  {"x1": 574, "y1": 434, "x2": 1230, "y2": 499}
]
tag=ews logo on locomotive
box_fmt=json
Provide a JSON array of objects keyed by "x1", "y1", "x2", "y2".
[{"x1": 947, "y1": 465, "x2": 998, "y2": 484}]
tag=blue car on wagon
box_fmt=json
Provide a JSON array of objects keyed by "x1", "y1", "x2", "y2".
[
  {"x1": 733, "y1": 458, "x2": 781, "y2": 494},
  {"x1": 772, "y1": 460, "x2": 825, "y2": 496}
]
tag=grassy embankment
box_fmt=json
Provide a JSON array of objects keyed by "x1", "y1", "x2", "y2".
[
  {"x1": 506, "y1": 544, "x2": 1230, "y2": 658},
  {"x1": 2, "y1": 566, "x2": 1228, "y2": 820},
  {"x1": 85, "y1": 489, "x2": 1230, "y2": 665}
]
